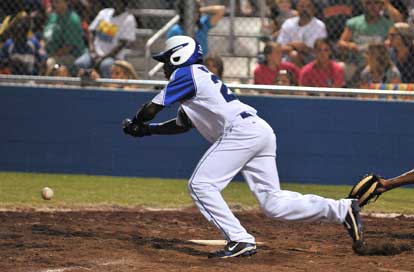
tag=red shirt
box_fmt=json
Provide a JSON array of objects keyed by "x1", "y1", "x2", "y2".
[
  {"x1": 299, "y1": 60, "x2": 345, "y2": 87},
  {"x1": 254, "y1": 62, "x2": 300, "y2": 85}
]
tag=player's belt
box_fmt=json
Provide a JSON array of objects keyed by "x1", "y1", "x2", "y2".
[{"x1": 239, "y1": 111, "x2": 253, "y2": 119}]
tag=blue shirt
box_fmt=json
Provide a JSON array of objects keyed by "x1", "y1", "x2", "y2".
[
  {"x1": 167, "y1": 15, "x2": 212, "y2": 54},
  {"x1": 0, "y1": 36, "x2": 46, "y2": 75}
]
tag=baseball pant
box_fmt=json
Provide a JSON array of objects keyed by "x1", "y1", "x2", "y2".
[{"x1": 188, "y1": 115, "x2": 352, "y2": 243}]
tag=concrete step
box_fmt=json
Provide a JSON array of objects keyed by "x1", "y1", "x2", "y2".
[{"x1": 210, "y1": 17, "x2": 263, "y2": 36}]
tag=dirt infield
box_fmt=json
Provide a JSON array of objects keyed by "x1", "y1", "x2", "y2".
[{"x1": 1, "y1": 208, "x2": 414, "y2": 272}]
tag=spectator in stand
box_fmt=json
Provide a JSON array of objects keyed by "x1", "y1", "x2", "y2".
[
  {"x1": 359, "y1": 42, "x2": 401, "y2": 90},
  {"x1": 77, "y1": 67, "x2": 100, "y2": 80},
  {"x1": 0, "y1": 15, "x2": 47, "y2": 75},
  {"x1": 46, "y1": 62, "x2": 70, "y2": 77},
  {"x1": 271, "y1": 0, "x2": 298, "y2": 26},
  {"x1": 109, "y1": 60, "x2": 139, "y2": 90},
  {"x1": 337, "y1": 0, "x2": 403, "y2": 85},
  {"x1": 239, "y1": 0, "x2": 260, "y2": 16},
  {"x1": 0, "y1": 0, "x2": 46, "y2": 43},
  {"x1": 0, "y1": 0, "x2": 28, "y2": 45},
  {"x1": 44, "y1": 60, "x2": 71, "y2": 85},
  {"x1": 30, "y1": 6, "x2": 48, "y2": 42},
  {"x1": 69, "y1": 0, "x2": 93, "y2": 45},
  {"x1": 386, "y1": 22, "x2": 414, "y2": 83},
  {"x1": 0, "y1": 60, "x2": 13, "y2": 75},
  {"x1": 314, "y1": 1, "x2": 363, "y2": 44},
  {"x1": 65, "y1": 0, "x2": 107, "y2": 46},
  {"x1": 388, "y1": 0, "x2": 409, "y2": 21},
  {"x1": 167, "y1": 0, "x2": 226, "y2": 55},
  {"x1": 43, "y1": 0, "x2": 53, "y2": 14},
  {"x1": 205, "y1": 54, "x2": 224, "y2": 79},
  {"x1": 254, "y1": 42, "x2": 300, "y2": 85},
  {"x1": 274, "y1": 69, "x2": 297, "y2": 86},
  {"x1": 43, "y1": 0, "x2": 86, "y2": 74},
  {"x1": 111, "y1": 60, "x2": 138, "y2": 80},
  {"x1": 261, "y1": 0, "x2": 298, "y2": 42},
  {"x1": 84, "y1": 60, "x2": 139, "y2": 90},
  {"x1": 299, "y1": 38, "x2": 345, "y2": 88},
  {"x1": 273, "y1": 69, "x2": 304, "y2": 95},
  {"x1": 74, "y1": 0, "x2": 136, "y2": 78},
  {"x1": 45, "y1": 62, "x2": 72, "y2": 85},
  {"x1": 277, "y1": 0, "x2": 327, "y2": 67}
]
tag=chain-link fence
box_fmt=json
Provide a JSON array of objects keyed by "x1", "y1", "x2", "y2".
[{"x1": 1, "y1": 0, "x2": 414, "y2": 94}]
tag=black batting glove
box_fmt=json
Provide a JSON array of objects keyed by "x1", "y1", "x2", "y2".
[{"x1": 122, "y1": 118, "x2": 151, "y2": 137}]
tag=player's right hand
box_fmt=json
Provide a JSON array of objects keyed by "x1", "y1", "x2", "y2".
[{"x1": 122, "y1": 118, "x2": 151, "y2": 137}]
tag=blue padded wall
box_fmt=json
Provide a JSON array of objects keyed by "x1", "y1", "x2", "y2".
[{"x1": 1, "y1": 85, "x2": 413, "y2": 185}]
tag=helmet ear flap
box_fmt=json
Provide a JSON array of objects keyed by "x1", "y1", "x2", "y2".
[{"x1": 163, "y1": 62, "x2": 176, "y2": 78}]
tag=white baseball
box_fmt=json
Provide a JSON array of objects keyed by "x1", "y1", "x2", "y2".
[{"x1": 41, "y1": 187, "x2": 54, "y2": 200}]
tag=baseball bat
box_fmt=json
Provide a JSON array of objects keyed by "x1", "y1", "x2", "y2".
[{"x1": 378, "y1": 169, "x2": 414, "y2": 193}]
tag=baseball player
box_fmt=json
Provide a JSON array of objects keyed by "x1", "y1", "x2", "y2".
[{"x1": 122, "y1": 35, "x2": 363, "y2": 258}]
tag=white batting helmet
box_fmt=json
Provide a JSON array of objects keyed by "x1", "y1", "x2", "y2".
[{"x1": 152, "y1": 36, "x2": 203, "y2": 68}]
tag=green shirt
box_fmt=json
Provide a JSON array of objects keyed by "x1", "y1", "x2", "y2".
[
  {"x1": 43, "y1": 11, "x2": 86, "y2": 57},
  {"x1": 346, "y1": 15, "x2": 393, "y2": 65}
]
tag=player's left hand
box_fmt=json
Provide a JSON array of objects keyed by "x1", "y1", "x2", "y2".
[
  {"x1": 348, "y1": 174, "x2": 384, "y2": 208},
  {"x1": 122, "y1": 118, "x2": 151, "y2": 137}
]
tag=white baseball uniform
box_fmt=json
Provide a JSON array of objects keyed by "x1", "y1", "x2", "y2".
[{"x1": 152, "y1": 64, "x2": 352, "y2": 243}]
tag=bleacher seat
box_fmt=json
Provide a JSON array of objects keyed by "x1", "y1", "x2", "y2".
[
  {"x1": 127, "y1": 7, "x2": 263, "y2": 82},
  {"x1": 209, "y1": 17, "x2": 262, "y2": 82}
]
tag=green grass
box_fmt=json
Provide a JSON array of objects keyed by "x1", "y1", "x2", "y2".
[{"x1": 0, "y1": 172, "x2": 413, "y2": 214}]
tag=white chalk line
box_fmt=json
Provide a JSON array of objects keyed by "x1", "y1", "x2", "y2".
[
  {"x1": 38, "y1": 266, "x2": 90, "y2": 272},
  {"x1": 362, "y1": 212, "x2": 414, "y2": 218},
  {"x1": 1, "y1": 207, "x2": 413, "y2": 218},
  {"x1": 0, "y1": 207, "x2": 187, "y2": 213},
  {"x1": 36, "y1": 259, "x2": 126, "y2": 272}
]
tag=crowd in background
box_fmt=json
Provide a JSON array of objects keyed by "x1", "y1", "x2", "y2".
[
  {"x1": 255, "y1": 0, "x2": 414, "y2": 94},
  {"x1": 1, "y1": 0, "x2": 414, "y2": 97},
  {"x1": 0, "y1": 0, "x2": 139, "y2": 89}
]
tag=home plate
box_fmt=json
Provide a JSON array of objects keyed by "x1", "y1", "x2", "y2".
[{"x1": 189, "y1": 240, "x2": 264, "y2": 246}]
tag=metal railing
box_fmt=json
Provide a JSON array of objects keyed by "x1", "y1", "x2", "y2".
[
  {"x1": 144, "y1": 15, "x2": 180, "y2": 79},
  {"x1": 2, "y1": 75, "x2": 414, "y2": 99},
  {"x1": 128, "y1": 9, "x2": 176, "y2": 17}
]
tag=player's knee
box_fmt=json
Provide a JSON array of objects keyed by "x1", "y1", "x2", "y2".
[
  {"x1": 261, "y1": 201, "x2": 286, "y2": 220},
  {"x1": 188, "y1": 179, "x2": 216, "y2": 196}
]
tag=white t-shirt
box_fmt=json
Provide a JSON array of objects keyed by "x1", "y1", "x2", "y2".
[
  {"x1": 152, "y1": 64, "x2": 257, "y2": 143},
  {"x1": 277, "y1": 17, "x2": 327, "y2": 48},
  {"x1": 89, "y1": 8, "x2": 136, "y2": 59}
]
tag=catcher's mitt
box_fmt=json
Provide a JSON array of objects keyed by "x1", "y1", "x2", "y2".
[{"x1": 348, "y1": 174, "x2": 384, "y2": 208}]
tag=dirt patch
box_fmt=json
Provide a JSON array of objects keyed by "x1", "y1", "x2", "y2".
[{"x1": 1, "y1": 208, "x2": 413, "y2": 272}]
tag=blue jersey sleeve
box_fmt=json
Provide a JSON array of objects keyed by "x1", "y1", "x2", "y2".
[{"x1": 163, "y1": 66, "x2": 196, "y2": 106}]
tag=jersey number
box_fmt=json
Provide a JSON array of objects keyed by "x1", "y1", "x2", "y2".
[{"x1": 199, "y1": 67, "x2": 237, "y2": 102}]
